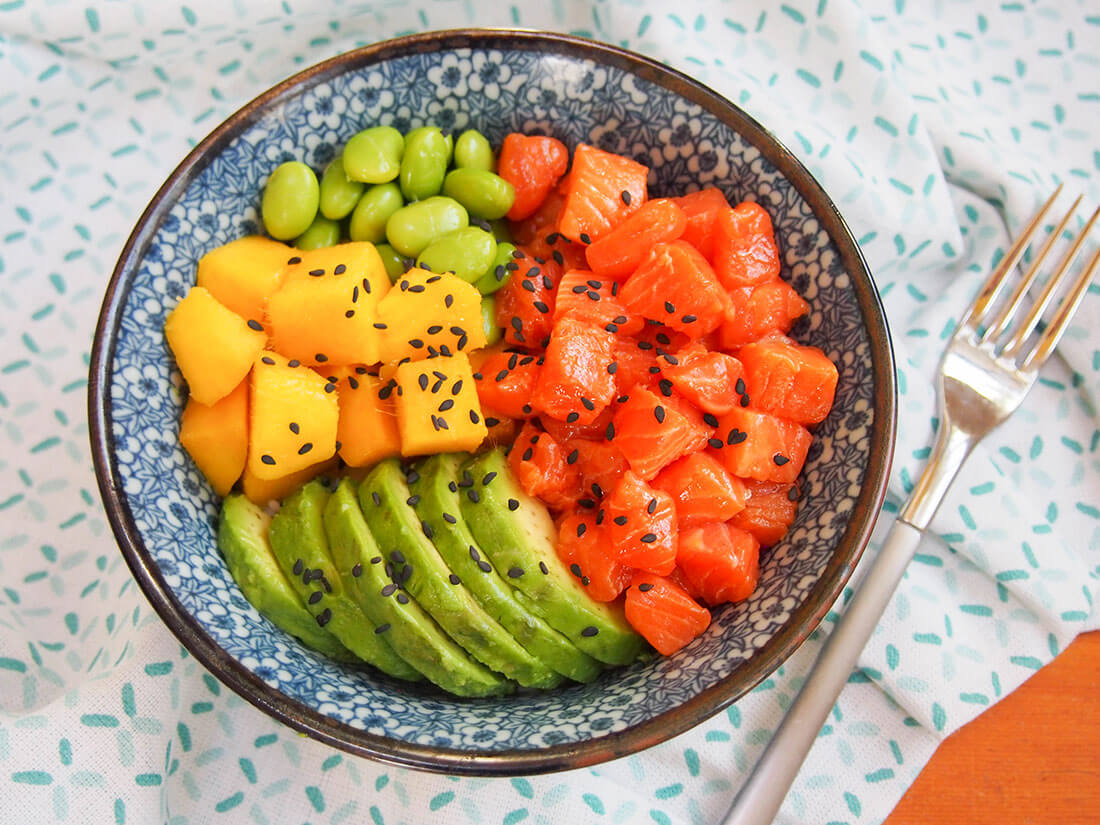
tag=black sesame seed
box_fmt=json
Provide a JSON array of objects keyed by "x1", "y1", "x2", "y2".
[
  {"x1": 418, "y1": 374, "x2": 429, "y2": 391},
  {"x1": 381, "y1": 584, "x2": 397, "y2": 597},
  {"x1": 735, "y1": 378, "x2": 746, "y2": 395},
  {"x1": 374, "y1": 623, "x2": 391, "y2": 634},
  {"x1": 477, "y1": 560, "x2": 492, "y2": 573},
  {"x1": 405, "y1": 495, "x2": 419, "y2": 509},
  {"x1": 511, "y1": 317, "x2": 523, "y2": 331},
  {"x1": 408, "y1": 284, "x2": 426, "y2": 293},
  {"x1": 371, "y1": 491, "x2": 382, "y2": 506},
  {"x1": 373, "y1": 322, "x2": 388, "y2": 330},
  {"x1": 378, "y1": 384, "x2": 394, "y2": 400},
  {"x1": 469, "y1": 546, "x2": 481, "y2": 561},
  {"x1": 288, "y1": 359, "x2": 300, "y2": 368},
  {"x1": 444, "y1": 294, "x2": 454, "y2": 308},
  {"x1": 586, "y1": 290, "x2": 600, "y2": 301},
  {"x1": 247, "y1": 319, "x2": 263, "y2": 331},
  {"x1": 289, "y1": 422, "x2": 300, "y2": 434},
  {"x1": 324, "y1": 383, "x2": 335, "y2": 394},
  {"x1": 664, "y1": 301, "x2": 675, "y2": 314},
  {"x1": 448, "y1": 481, "x2": 458, "y2": 493},
  {"x1": 708, "y1": 437, "x2": 724, "y2": 449},
  {"x1": 728, "y1": 428, "x2": 747, "y2": 445},
  {"x1": 579, "y1": 233, "x2": 591, "y2": 244},
  {"x1": 292, "y1": 559, "x2": 304, "y2": 575},
  {"x1": 507, "y1": 498, "x2": 519, "y2": 511},
  {"x1": 638, "y1": 582, "x2": 654, "y2": 592},
  {"x1": 581, "y1": 576, "x2": 591, "y2": 586},
  {"x1": 621, "y1": 190, "x2": 632, "y2": 205},
  {"x1": 438, "y1": 399, "x2": 455, "y2": 412},
  {"x1": 566, "y1": 412, "x2": 580, "y2": 423},
  {"x1": 581, "y1": 626, "x2": 598, "y2": 637},
  {"x1": 316, "y1": 608, "x2": 332, "y2": 627},
  {"x1": 261, "y1": 356, "x2": 275, "y2": 365},
  {"x1": 396, "y1": 592, "x2": 409, "y2": 604},
  {"x1": 654, "y1": 405, "x2": 666, "y2": 423},
  {"x1": 605, "y1": 421, "x2": 616, "y2": 440},
  {"x1": 576, "y1": 522, "x2": 587, "y2": 538},
  {"x1": 605, "y1": 324, "x2": 619, "y2": 333},
  {"x1": 640, "y1": 533, "x2": 657, "y2": 544},
  {"x1": 467, "y1": 489, "x2": 480, "y2": 503},
  {"x1": 522, "y1": 404, "x2": 532, "y2": 415},
  {"x1": 572, "y1": 284, "x2": 587, "y2": 295},
  {"x1": 442, "y1": 512, "x2": 457, "y2": 524},
  {"x1": 298, "y1": 442, "x2": 313, "y2": 455},
  {"x1": 308, "y1": 268, "x2": 325, "y2": 277},
  {"x1": 663, "y1": 353, "x2": 679, "y2": 365},
  {"x1": 570, "y1": 563, "x2": 582, "y2": 577},
  {"x1": 740, "y1": 394, "x2": 751, "y2": 407},
  {"x1": 577, "y1": 498, "x2": 596, "y2": 509},
  {"x1": 567, "y1": 449, "x2": 579, "y2": 465},
  {"x1": 362, "y1": 279, "x2": 372, "y2": 294},
  {"x1": 287, "y1": 256, "x2": 302, "y2": 265},
  {"x1": 788, "y1": 486, "x2": 800, "y2": 501},
  {"x1": 522, "y1": 279, "x2": 536, "y2": 294},
  {"x1": 658, "y1": 379, "x2": 673, "y2": 397},
  {"x1": 334, "y1": 264, "x2": 346, "y2": 275},
  {"x1": 703, "y1": 413, "x2": 719, "y2": 427},
  {"x1": 449, "y1": 573, "x2": 461, "y2": 585},
  {"x1": 773, "y1": 453, "x2": 790, "y2": 466},
  {"x1": 682, "y1": 314, "x2": 697, "y2": 324},
  {"x1": 637, "y1": 340, "x2": 653, "y2": 351},
  {"x1": 648, "y1": 498, "x2": 658, "y2": 515},
  {"x1": 607, "y1": 362, "x2": 618, "y2": 375},
  {"x1": 521, "y1": 447, "x2": 533, "y2": 462},
  {"x1": 409, "y1": 338, "x2": 424, "y2": 349},
  {"x1": 469, "y1": 410, "x2": 481, "y2": 425},
  {"x1": 308, "y1": 590, "x2": 322, "y2": 605},
  {"x1": 370, "y1": 555, "x2": 382, "y2": 565},
  {"x1": 534, "y1": 300, "x2": 550, "y2": 314},
  {"x1": 260, "y1": 454, "x2": 276, "y2": 466},
  {"x1": 591, "y1": 482, "x2": 604, "y2": 499},
  {"x1": 316, "y1": 353, "x2": 329, "y2": 363},
  {"x1": 656, "y1": 332, "x2": 671, "y2": 346},
  {"x1": 427, "y1": 324, "x2": 443, "y2": 334},
  {"x1": 613, "y1": 515, "x2": 628, "y2": 526},
  {"x1": 553, "y1": 250, "x2": 564, "y2": 265},
  {"x1": 426, "y1": 275, "x2": 442, "y2": 283},
  {"x1": 507, "y1": 567, "x2": 524, "y2": 579},
  {"x1": 482, "y1": 471, "x2": 497, "y2": 486}
]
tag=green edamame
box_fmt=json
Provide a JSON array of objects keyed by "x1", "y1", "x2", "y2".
[
  {"x1": 374, "y1": 243, "x2": 407, "y2": 284},
  {"x1": 294, "y1": 215, "x2": 341, "y2": 250},
  {"x1": 342, "y1": 126, "x2": 404, "y2": 184},
  {"x1": 480, "y1": 295, "x2": 503, "y2": 347},
  {"x1": 416, "y1": 227, "x2": 497, "y2": 284},
  {"x1": 474, "y1": 241, "x2": 518, "y2": 295},
  {"x1": 453, "y1": 129, "x2": 495, "y2": 172},
  {"x1": 261, "y1": 161, "x2": 320, "y2": 241},
  {"x1": 399, "y1": 127, "x2": 451, "y2": 202},
  {"x1": 348, "y1": 183, "x2": 404, "y2": 244},
  {"x1": 385, "y1": 196, "x2": 469, "y2": 258},
  {"x1": 319, "y1": 156, "x2": 366, "y2": 220},
  {"x1": 441, "y1": 168, "x2": 516, "y2": 221}
]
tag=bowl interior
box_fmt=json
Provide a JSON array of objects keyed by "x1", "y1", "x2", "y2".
[{"x1": 93, "y1": 31, "x2": 894, "y2": 774}]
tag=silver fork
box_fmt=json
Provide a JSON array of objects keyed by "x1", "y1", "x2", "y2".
[{"x1": 722, "y1": 186, "x2": 1100, "y2": 825}]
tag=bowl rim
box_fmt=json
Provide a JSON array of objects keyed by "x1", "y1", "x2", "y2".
[{"x1": 88, "y1": 27, "x2": 896, "y2": 775}]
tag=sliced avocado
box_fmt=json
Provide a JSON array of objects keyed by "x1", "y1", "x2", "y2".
[
  {"x1": 324, "y1": 479, "x2": 512, "y2": 698},
  {"x1": 460, "y1": 448, "x2": 647, "y2": 666},
  {"x1": 217, "y1": 494, "x2": 356, "y2": 661},
  {"x1": 359, "y1": 459, "x2": 542, "y2": 690},
  {"x1": 410, "y1": 454, "x2": 600, "y2": 684},
  {"x1": 267, "y1": 481, "x2": 422, "y2": 682}
]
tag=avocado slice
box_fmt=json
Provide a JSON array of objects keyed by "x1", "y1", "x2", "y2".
[
  {"x1": 459, "y1": 448, "x2": 647, "y2": 666},
  {"x1": 217, "y1": 494, "x2": 356, "y2": 661},
  {"x1": 359, "y1": 459, "x2": 547, "y2": 690},
  {"x1": 324, "y1": 479, "x2": 512, "y2": 698},
  {"x1": 409, "y1": 454, "x2": 600, "y2": 684},
  {"x1": 267, "y1": 481, "x2": 422, "y2": 682}
]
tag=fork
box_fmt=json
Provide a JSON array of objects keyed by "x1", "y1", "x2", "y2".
[{"x1": 722, "y1": 186, "x2": 1100, "y2": 825}]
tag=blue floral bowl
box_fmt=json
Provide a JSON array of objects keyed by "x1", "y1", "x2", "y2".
[{"x1": 89, "y1": 30, "x2": 895, "y2": 774}]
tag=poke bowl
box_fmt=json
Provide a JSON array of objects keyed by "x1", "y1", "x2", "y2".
[{"x1": 89, "y1": 29, "x2": 896, "y2": 774}]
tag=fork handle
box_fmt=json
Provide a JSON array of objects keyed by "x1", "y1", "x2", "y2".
[
  {"x1": 722, "y1": 425, "x2": 977, "y2": 825},
  {"x1": 720, "y1": 518, "x2": 924, "y2": 825}
]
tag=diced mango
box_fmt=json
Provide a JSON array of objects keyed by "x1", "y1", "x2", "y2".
[
  {"x1": 329, "y1": 366, "x2": 402, "y2": 467},
  {"x1": 179, "y1": 377, "x2": 249, "y2": 496},
  {"x1": 247, "y1": 352, "x2": 339, "y2": 481},
  {"x1": 279, "y1": 242, "x2": 389, "y2": 294},
  {"x1": 242, "y1": 457, "x2": 339, "y2": 506},
  {"x1": 375, "y1": 268, "x2": 486, "y2": 365},
  {"x1": 393, "y1": 353, "x2": 487, "y2": 456},
  {"x1": 196, "y1": 235, "x2": 294, "y2": 321},
  {"x1": 164, "y1": 286, "x2": 267, "y2": 405}
]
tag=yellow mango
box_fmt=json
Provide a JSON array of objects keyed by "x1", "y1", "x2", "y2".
[
  {"x1": 164, "y1": 286, "x2": 267, "y2": 405},
  {"x1": 325, "y1": 367, "x2": 402, "y2": 467},
  {"x1": 247, "y1": 352, "x2": 339, "y2": 481},
  {"x1": 196, "y1": 235, "x2": 294, "y2": 321},
  {"x1": 266, "y1": 244, "x2": 390, "y2": 367},
  {"x1": 375, "y1": 268, "x2": 486, "y2": 365},
  {"x1": 393, "y1": 353, "x2": 487, "y2": 456},
  {"x1": 179, "y1": 377, "x2": 249, "y2": 496},
  {"x1": 242, "y1": 457, "x2": 339, "y2": 506}
]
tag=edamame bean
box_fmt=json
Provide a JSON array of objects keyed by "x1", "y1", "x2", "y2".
[
  {"x1": 480, "y1": 295, "x2": 503, "y2": 347},
  {"x1": 441, "y1": 168, "x2": 516, "y2": 221},
  {"x1": 417, "y1": 227, "x2": 497, "y2": 284},
  {"x1": 374, "y1": 243, "x2": 407, "y2": 284},
  {"x1": 261, "y1": 161, "x2": 320, "y2": 240},
  {"x1": 342, "y1": 126, "x2": 404, "y2": 184},
  {"x1": 294, "y1": 215, "x2": 341, "y2": 250},
  {"x1": 385, "y1": 196, "x2": 469, "y2": 258},
  {"x1": 473, "y1": 241, "x2": 518, "y2": 295},
  {"x1": 453, "y1": 129, "x2": 495, "y2": 171},
  {"x1": 348, "y1": 183, "x2": 404, "y2": 244},
  {"x1": 318, "y1": 155, "x2": 366, "y2": 220},
  {"x1": 399, "y1": 127, "x2": 451, "y2": 202}
]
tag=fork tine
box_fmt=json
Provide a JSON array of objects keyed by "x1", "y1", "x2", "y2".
[
  {"x1": 1002, "y1": 203, "x2": 1100, "y2": 362},
  {"x1": 1021, "y1": 234, "x2": 1100, "y2": 370},
  {"x1": 980, "y1": 194, "x2": 1082, "y2": 344},
  {"x1": 959, "y1": 184, "x2": 1064, "y2": 331}
]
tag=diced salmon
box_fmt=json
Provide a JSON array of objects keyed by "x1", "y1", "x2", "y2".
[
  {"x1": 624, "y1": 572, "x2": 711, "y2": 656},
  {"x1": 676, "y1": 521, "x2": 760, "y2": 606},
  {"x1": 651, "y1": 451, "x2": 747, "y2": 529},
  {"x1": 738, "y1": 337, "x2": 838, "y2": 425}
]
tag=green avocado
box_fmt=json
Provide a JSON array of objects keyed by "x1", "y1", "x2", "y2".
[
  {"x1": 217, "y1": 494, "x2": 356, "y2": 661},
  {"x1": 460, "y1": 448, "x2": 647, "y2": 666},
  {"x1": 359, "y1": 459, "x2": 549, "y2": 690},
  {"x1": 266, "y1": 481, "x2": 422, "y2": 682},
  {"x1": 409, "y1": 454, "x2": 601, "y2": 684},
  {"x1": 323, "y1": 479, "x2": 512, "y2": 698}
]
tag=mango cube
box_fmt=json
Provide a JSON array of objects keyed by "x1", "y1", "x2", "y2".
[
  {"x1": 266, "y1": 243, "x2": 391, "y2": 367},
  {"x1": 375, "y1": 268, "x2": 487, "y2": 365},
  {"x1": 393, "y1": 353, "x2": 487, "y2": 456},
  {"x1": 196, "y1": 235, "x2": 294, "y2": 321},
  {"x1": 329, "y1": 367, "x2": 402, "y2": 467},
  {"x1": 179, "y1": 377, "x2": 249, "y2": 496},
  {"x1": 247, "y1": 352, "x2": 339, "y2": 481},
  {"x1": 242, "y1": 457, "x2": 339, "y2": 506},
  {"x1": 164, "y1": 286, "x2": 267, "y2": 405}
]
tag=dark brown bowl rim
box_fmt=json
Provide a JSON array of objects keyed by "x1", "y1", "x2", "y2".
[{"x1": 88, "y1": 28, "x2": 896, "y2": 776}]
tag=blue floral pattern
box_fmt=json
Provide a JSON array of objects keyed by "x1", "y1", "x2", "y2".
[{"x1": 95, "y1": 35, "x2": 892, "y2": 767}]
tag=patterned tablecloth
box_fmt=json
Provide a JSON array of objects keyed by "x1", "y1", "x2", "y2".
[{"x1": 1, "y1": 2, "x2": 1098, "y2": 823}]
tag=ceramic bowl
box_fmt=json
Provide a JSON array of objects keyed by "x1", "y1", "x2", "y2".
[{"x1": 89, "y1": 29, "x2": 895, "y2": 774}]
